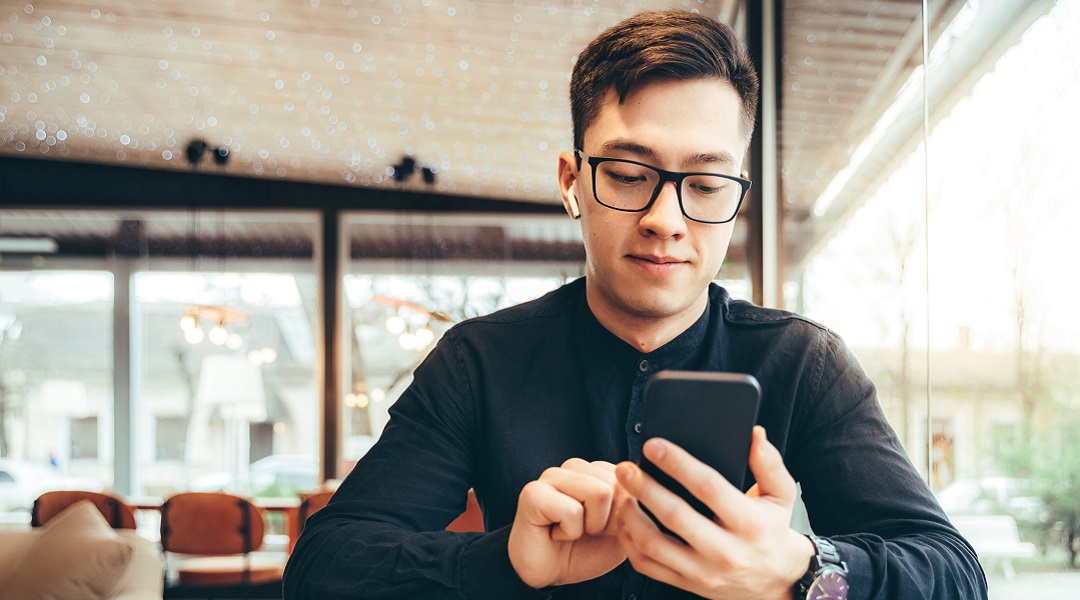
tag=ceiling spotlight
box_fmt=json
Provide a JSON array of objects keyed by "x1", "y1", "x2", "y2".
[
  {"x1": 392, "y1": 156, "x2": 417, "y2": 182},
  {"x1": 213, "y1": 146, "x2": 230, "y2": 167},
  {"x1": 184, "y1": 138, "x2": 208, "y2": 168}
]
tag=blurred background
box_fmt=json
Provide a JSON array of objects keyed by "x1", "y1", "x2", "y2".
[{"x1": 1, "y1": 0, "x2": 1078, "y2": 593}]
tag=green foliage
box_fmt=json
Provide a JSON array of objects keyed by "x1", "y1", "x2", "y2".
[
  {"x1": 254, "y1": 481, "x2": 303, "y2": 499},
  {"x1": 994, "y1": 414, "x2": 1080, "y2": 568}
]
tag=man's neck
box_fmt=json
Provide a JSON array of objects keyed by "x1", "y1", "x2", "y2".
[{"x1": 585, "y1": 286, "x2": 709, "y2": 354}]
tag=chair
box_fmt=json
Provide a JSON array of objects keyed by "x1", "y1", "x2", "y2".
[
  {"x1": 296, "y1": 490, "x2": 334, "y2": 534},
  {"x1": 159, "y1": 492, "x2": 285, "y2": 599},
  {"x1": 446, "y1": 489, "x2": 484, "y2": 532},
  {"x1": 32, "y1": 490, "x2": 137, "y2": 529}
]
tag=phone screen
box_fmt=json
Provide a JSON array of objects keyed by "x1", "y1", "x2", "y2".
[{"x1": 638, "y1": 371, "x2": 761, "y2": 521}]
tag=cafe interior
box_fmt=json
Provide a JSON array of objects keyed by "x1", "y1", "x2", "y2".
[{"x1": 2, "y1": 0, "x2": 1078, "y2": 596}]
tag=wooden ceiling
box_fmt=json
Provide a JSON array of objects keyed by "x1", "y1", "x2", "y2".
[
  {"x1": 1, "y1": 0, "x2": 1048, "y2": 270},
  {"x1": 0, "y1": 0, "x2": 742, "y2": 204}
]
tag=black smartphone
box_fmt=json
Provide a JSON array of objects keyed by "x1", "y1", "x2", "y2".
[{"x1": 638, "y1": 370, "x2": 761, "y2": 521}]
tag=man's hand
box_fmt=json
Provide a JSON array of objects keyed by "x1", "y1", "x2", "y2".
[
  {"x1": 613, "y1": 426, "x2": 815, "y2": 600},
  {"x1": 508, "y1": 458, "x2": 626, "y2": 589}
]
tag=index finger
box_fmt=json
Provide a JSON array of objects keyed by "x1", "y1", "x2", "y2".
[{"x1": 641, "y1": 437, "x2": 748, "y2": 529}]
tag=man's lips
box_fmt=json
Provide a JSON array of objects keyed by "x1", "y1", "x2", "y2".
[
  {"x1": 627, "y1": 254, "x2": 690, "y2": 274},
  {"x1": 628, "y1": 254, "x2": 687, "y2": 265}
]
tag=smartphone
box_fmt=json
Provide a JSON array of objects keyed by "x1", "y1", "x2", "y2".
[{"x1": 638, "y1": 370, "x2": 761, "y2": 521}]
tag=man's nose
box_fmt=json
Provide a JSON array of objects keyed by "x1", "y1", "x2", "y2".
[{"x1": 638, "y1": 181, "x2": 687, "y2": 239}]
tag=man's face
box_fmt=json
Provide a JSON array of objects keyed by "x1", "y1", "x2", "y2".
[{"x1": 558, "y1": 77, "x2": 746, "y2": 328}]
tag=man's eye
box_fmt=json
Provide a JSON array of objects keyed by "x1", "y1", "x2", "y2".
[
  {"x1": 607, "y1": 172, "x2": 648, "y2": 185},
  {"x1": 692, "y1": 184, "x2": 720, "y2": 194},
  {"x1": 689, "y1": 179, "x2": 729, "y2": 195}
]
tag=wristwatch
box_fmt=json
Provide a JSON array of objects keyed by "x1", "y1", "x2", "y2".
[{"x1": 795, "y1": 535, "x2": 849, "y2": 600}]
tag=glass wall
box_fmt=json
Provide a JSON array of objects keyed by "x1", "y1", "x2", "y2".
[
  {"x1": 339, "y1": 212, "x2": 586, "y2": 464},
  {"x1": 0, "y1": 209, "x2": 320, "y2": 522},
  {"x1": 783, "y1": 0, "x2": 1080, "y2": 583},
  {"x1": 134, "y1": 268, "x2": 320, "y2": 499},
  {"x1": 0, "y1": 270, "x2": 114, "y2": 519}
]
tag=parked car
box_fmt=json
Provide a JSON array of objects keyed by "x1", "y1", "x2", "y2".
[
  {"x1": 190, "y1": 454, "x2": 318, "y2": 497},
  {"x1": 0, "y1": 458, "x2": 104, "y2": 514},
  {"x1": 935, "y1": 476, "x2": 1047, "y2": 521}
]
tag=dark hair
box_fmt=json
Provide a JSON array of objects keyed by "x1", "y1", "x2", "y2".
[{"x1": 570, "y1": 10, "x2": 759, "y2": 150}]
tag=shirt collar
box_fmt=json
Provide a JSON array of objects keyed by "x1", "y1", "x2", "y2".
[{"x1": 574, "y1": 287, "x2": 712, "y2": 372}]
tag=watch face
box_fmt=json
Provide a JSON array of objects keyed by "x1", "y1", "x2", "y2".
[{"x1": 807, "y1": 567, "x2": 848, "y2": 600}]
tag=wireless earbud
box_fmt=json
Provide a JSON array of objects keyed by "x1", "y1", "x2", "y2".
[{"x1": 567, "y1": 192, "x2": 581, "y2": 220}]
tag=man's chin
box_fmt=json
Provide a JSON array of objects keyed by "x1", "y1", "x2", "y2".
[{"x1": 619, "y1": 292, "x2": 696, "y2": 320}]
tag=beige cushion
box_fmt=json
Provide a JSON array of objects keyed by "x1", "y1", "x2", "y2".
[{"x1": 0, "y1": 499, "x2": 137, "y2": 600}]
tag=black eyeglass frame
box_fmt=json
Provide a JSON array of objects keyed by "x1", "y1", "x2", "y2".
[{"x1": 574, "y1": 149, "x2": 752, "y2": 224}]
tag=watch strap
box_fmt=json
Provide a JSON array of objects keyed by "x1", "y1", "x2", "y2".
[{"x1": 796, "y1": 535, "x2": 848, "y2": 595}]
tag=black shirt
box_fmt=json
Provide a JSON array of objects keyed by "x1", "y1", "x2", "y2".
[{"x1": 284, "y1": 278, "x2": 987, "y2": 599}]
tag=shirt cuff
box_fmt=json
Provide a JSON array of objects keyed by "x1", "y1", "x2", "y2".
[
  {"x1": 828, "y1": 538, "x2": 874, "y2": 600},
  {"x1": 459, "y1": 525, "x2": 552, "y2": 600}
]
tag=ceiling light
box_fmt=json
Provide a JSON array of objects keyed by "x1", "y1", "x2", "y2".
[
  {"x1": 225, "y1": 333, "x2": 243, "y2": 349},
  {"x1": 184, "y1": 325, "x2": 205, "y2": 345},
  {"x1": 415, "y1": 325, "x2": 435, "y2": 347},
  {"x1": 386, "y1": 313, "x2": 405, "y2": 334},
  {"x1": 179, "y1": 311, "x2": 197, "y2": 332}
]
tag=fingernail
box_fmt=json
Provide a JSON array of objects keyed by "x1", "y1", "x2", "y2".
[{"x1": 616, "y1": 463, "x2": 632, "y2": 481}]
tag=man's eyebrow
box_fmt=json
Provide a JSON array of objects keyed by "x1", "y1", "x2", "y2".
[
  {"x1": 598, "y1": 139, "x2": 656, "y2": 159},
  {"x1": 596, "y1": 139, "x2": 737, "y2": 169},
  {"x1": 684, "y1": 152, "x2": 737, "y2": 169}
]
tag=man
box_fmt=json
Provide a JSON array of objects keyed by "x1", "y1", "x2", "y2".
[{"x1": 284, "y1": 10, "x2": 987, "y2": 599}]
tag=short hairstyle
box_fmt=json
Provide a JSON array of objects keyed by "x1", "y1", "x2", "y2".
[{"x1": 570, "y1": 10, "x2": 759, "y2": 150}]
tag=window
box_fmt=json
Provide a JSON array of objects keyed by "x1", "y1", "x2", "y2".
[
  {"x1": 783, "y1": 0, "x2": 1080, "y2": 577},
  {"x1": 339, "y1": 213, "x2": 584, "y2": 461},
  {"x1": 0, "y1": 209, "x2": 320, "y2": 504},
  {"x1": 0, "y1": 271, "x2": 114, "y2": 501},
  {"x1": 70, "y1": 417, "x2": 99, "y2": 460},
  {"x1": 155, "y1": 416, "x2": 186, "y2": 461}
]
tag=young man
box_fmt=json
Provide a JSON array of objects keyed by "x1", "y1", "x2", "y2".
[{"x1": 284, "y1": 11, "x2": 987, "y2": 599}]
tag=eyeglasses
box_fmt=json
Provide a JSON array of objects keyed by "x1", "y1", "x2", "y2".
[{"x1": 575, "y1": 150, "x2": 752, "y2": 224}]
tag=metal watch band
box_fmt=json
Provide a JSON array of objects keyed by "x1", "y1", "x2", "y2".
[{"x1": 796, "y1": 535, "x2": 848, "y2": 596}]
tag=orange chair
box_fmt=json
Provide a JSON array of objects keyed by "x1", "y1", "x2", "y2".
[
  {"x1": 296, "y1": 490, "x2": 334, "y2": 534},
  {"x1": 159, "y1": 492, "x2": 284, "y2": 599},
  {"x1": 296, "y1": 488, "x2": 482, "y2": 535},
  {"x1": 32, "y1": 490, "x2": 137, "y2": 529},
  {"x1": 446, "y1": 489, "x2": 484, "y2": 533}
]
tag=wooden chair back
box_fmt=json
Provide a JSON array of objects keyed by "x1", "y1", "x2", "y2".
[
  {"x1": 446, "y1": 489, "x2": 484, "y2": 532},
  {"x1": 297, "y1": 490, "x2": 334, "y2": 533},
  {"x1": 160, "y1": 491, "x2": 265, "y2": 555},
  {"x1": 32, "y1": 490, "x2": 137, "y2": 529}
]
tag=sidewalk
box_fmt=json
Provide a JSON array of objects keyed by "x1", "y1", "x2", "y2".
[{"x1": 989, "y1": 572, "x2": 1080, "y2": 599}]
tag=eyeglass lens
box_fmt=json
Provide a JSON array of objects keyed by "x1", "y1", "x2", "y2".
[{"x1": 593, "y1": 160, "x2": 742, "y2": 223}]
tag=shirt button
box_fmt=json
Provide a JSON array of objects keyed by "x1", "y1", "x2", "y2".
[
  {"x1": 633, "y1": 422, "x2": 643, "y2": 434},
  {"x1": 627, "y1": 595, "x2": 637, "y2": 600},
  {"x1": 638, "y1": 359, "x2": 649, "y2": 372}
]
